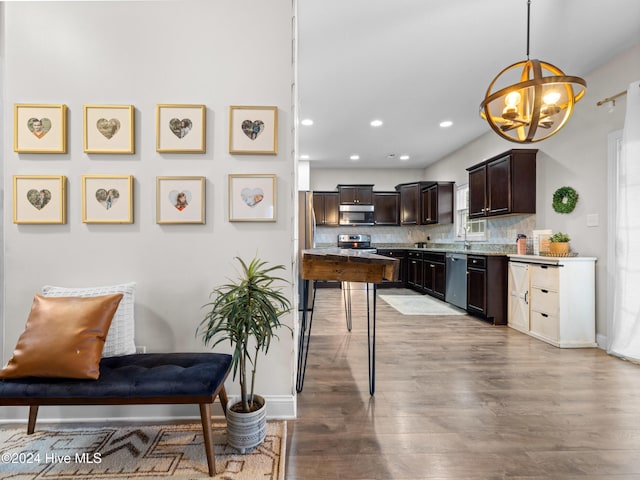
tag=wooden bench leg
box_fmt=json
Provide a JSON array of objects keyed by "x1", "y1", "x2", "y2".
[
  {"x1": 218, "y1": 385, "x2": 228, "y2": 415},
  {"x1": 199, "y1": 403, "x2": 216, "y2": 477},
  {"x1": 27, "y1": 405, "x2": 39, "y2": 434}
]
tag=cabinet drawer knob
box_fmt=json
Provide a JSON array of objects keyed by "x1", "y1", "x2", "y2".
[
  {"x1": 541, "y1": 289, "x2": 549, "y2": 293},
  {"x1": 541, "y1": 313, "x2": 549, "y2": 318}
]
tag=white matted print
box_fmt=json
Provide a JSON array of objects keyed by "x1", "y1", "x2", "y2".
[
  {"x1": 84, "y1": 104, "x2": 135, "y2": 154},
  {"x1": 13, "y1": 175, "x2": 66, "y2": 224},
  {"x1": 228, "y1": 106, "x2": 278, "y2": 155},
  {"x1": 228, "y1": 174, "x2": 276, "y2": 222},
  {"x1": 14, "y1": 104, "x2": 67, "y2": 153},
  {"x1": 156, "y1": 104, "x2": 206, "y2": 153},
  {"x1": 82, "y1": 175, "x2": 133, "y2": 224},
  {"x1": 156, "y1": 176, "x2": 205, "y2": 224}
]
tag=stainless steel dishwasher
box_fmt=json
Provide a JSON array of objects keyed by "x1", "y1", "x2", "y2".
[{"x1": 445, "y1": 253, "x2": 467, "y2": 309}]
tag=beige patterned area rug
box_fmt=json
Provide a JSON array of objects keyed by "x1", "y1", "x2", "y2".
[
  {"x1": 379, "y1": 294, "x2": 467, "y2": 315},
  {"x1": 0, "y1": 420, "x2": 286, "y2": 479}
]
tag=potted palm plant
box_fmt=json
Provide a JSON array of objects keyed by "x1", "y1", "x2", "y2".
[
  {"x1": 198, "y1": 256, "x2": 291, "y2": 453},
  {"x1": 549, "y1": 232, "x2": 571, "y2": 255}
]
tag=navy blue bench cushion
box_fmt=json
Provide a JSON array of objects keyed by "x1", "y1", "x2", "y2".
[{"x1": 0, "y1": 353, "x2": 232, "y2": 400}]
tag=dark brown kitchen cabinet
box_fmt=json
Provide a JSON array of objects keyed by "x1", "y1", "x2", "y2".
[
  {"x1": 376, "y1": 249, "x2": 406, "y2": 288},
  {"x1": 467, "y1": 149, "x2": 537, "y2": 218},
  {"x1": 373, "y1": 192, "x2": 400, "y2": 225},
  {"x1": 397, "y1": 183, "x2": 421, "y2": 225},
  {"x1": 466, "y1": 254, "x2": 507, "y2": 325},
  {"x1": 396, "y1": 181, "x2": 454, "y2": 225},
  {"x1": 422, "y1": 252, "x2": 446, "y2": 300},
  {"x1": 337, "y1": 184, "x2": 374, "y2": 205},
  {"x1": 420, "y1": 182, "x2": 454, "y2": 224},
  {"x1": 407, "y1": 251, "x2": 423, "y2": 289},
  {"x1": 312, "y1": 191, "x2": 339, "y2": 226}
]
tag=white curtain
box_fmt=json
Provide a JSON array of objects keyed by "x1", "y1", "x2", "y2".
[{"x1": 609, "y1": 80, "x2": 640, "y2": 360}]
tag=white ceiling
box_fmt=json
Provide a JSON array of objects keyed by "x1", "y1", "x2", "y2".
[{"x1": 297, "y1": 0, "x2": 640, "y2": 169}]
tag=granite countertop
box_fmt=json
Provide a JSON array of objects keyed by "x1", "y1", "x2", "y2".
[
  {"x1": 315, "y1": 243, "x2": 514, "y2": 256},
  {"x1": 371, "y1": 244, "x2": 514, "y2": 256}
]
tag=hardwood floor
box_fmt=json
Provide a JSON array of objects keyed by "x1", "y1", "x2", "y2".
[{"x1": 286, "y1": 287, "x2": 640, "y2": 480}]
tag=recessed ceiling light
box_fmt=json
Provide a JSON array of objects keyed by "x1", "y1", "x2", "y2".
[
  {"x1": 399, "y1": 155, "x2": 410, "y2": 161},
  {"x1": 370, "y1": 120, "x2": 383, "y2": 127},
  {"x1": 350, "y1": 155, "x2": 360, "y2": 161},
  {"x1": 439, "y1": 120, "x2": 453, "y2": 128},
  {"x1": 300, "y1": 154, "x2": 310, "y2": 160},
  {"x1": 301, "y1": 119, "x2": 314, "y2": 126}
]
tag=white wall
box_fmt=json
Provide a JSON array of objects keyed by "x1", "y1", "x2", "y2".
[
  {"x1": 423, "y1": 44, "x2": 640, "y2": 342},
  {"x1": 2, "y1": 1, "x2": 296, "y2": 421},
  {"x1": 310, "y1": 167, "x2": 425, "y2": 191}
]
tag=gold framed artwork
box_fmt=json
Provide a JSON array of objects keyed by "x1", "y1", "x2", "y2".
[
  {"x1": 228, "y1": 105, "x2": 278, "y2": 155},
  {"x1": 14, "y1": 104, "x2": 67, "y2": 153},
  {"x1": 156, "y1": 176, "x2": 206, "y2": 224},
  {"x1": 13, "y1": 175, "x2": 67, "y2": 224},
  {"x1": 156, "y1": 104, "x2": 206, "y2": 153},
  {"x1": 228, "y1": 174, "x2": 276, "y2": 222},
  {"x1": 83, "y1": 104, "x2": 135, "y2": 154},
  {"x1": 81, "y1": 175, "x2": 134, "y2": 224}
]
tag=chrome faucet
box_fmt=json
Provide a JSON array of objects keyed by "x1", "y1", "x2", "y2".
[{"x1": 463, "y1": 227, "x2": 471, "y2": 250}]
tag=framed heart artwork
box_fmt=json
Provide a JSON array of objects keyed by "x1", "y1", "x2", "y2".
[
  {"x1": 156, "y1": 104, "x2": 206, "y2": 153},
  {"x1": 81, "y1": 174, "x2": 134, "y2": 224},
  {"x1": 228, "y1": 174, "x2": 276, "y2": 222},
  {"x1": 83, "y1": 105, "x2": 135, "y2": 154},
  {"x1": 13, "y1": 175, "x2": 67, "y2": 224},
  {"x1": 228, "y1": 105, "x2": 278, "y2": 155},
  {"x1": 14, "y1": 104, "x2": 67, "y2": 153},
  {"x1": 156, "y1": 176, "x2": 205, "y2": 224}
]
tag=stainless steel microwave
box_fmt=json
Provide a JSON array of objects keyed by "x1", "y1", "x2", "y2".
[{"x1": 339, "y1": 204, "x2": 375, "y2": 226}]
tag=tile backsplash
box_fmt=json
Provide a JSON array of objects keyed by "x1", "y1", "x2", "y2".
[{"x1": 316, "y1": 214, "x2": 537, "y2": 251}]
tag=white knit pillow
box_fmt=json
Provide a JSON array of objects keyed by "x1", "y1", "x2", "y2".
[{"x1": 41, "y1": 282, "x2": 136, "y2": 357}]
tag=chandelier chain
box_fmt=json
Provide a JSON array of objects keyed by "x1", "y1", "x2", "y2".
[{"x1": 526, "y1": 0, "x2": 531, "y2": 59}]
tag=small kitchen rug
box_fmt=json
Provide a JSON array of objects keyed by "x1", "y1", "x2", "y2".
[
  {"x1": 0, "y1": 420, "x2": 286, "y2": 479},
  {"x1": 379, "y1": 294, "x2": 466, "y2": 315}
]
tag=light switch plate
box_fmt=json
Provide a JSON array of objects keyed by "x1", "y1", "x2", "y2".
[{"x1": 587, "y1": 214, "x2": 599, "y2": 227}]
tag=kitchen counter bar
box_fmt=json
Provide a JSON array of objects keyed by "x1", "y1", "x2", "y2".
[
  {"x1": 298, "y1": 249, "x2": 400, "y2": 396},
  {"x1": 302, "y1": 248, "x2": 399, "y2": 283}
]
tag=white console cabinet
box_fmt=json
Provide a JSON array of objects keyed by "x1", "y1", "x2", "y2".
[{"x1": 507, "y1": 255, "x2": 597, "y2": 348}]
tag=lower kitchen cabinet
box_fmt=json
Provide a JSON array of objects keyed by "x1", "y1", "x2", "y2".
[
  {"x1": 466, "y1": 255, "x2": 508, "y2": 325},
  {"x1": 423, "y1": 252, "x2": 446, "y2": 300},
  {"x1": 507, "y1": 255, "x2": 597, "y2": 348},
  {"x1": 508, "y1": 261, "x2": 530, "y2": 333},
  {"x1": 406, "y1": 251, "x2": 423, "y2": 289},
  {"x1": 376, "y1": 249, "x2": 406, "y2": 288}
]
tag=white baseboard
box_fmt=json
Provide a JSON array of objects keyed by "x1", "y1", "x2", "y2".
[{"x1": 0, "y1": 394, "x2": 297, "y2": 425}]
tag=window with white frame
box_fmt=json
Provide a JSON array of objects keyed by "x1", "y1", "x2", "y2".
[{"x1": 455, "y1": 183, "x2": 487, "y2": 241}]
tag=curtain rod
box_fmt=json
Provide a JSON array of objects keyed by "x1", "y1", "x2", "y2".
[{"x1": 596, "y1": 84, "x2": 640, "y2": 106}]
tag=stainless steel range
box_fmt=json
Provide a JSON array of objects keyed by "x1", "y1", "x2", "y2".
[
  {"x1": 337, "y1": 234, "x2": 377, "y2": 319},
  {"x1": 337, "y1": 234, "x2": 377, "y2": 253}
]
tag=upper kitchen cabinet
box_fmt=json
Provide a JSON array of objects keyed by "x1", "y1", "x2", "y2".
[
  {"x1": 373, "y1": 191, "x2": 400, "y2": 225},
  {"x1": 467, "y1": 149, "x2": 537, "y2": 219},
  {"x1": 396, "y1": 181, "x2": 455, "y2": 225},
  {"x1": 421, "y1": 182, "x2": 454, "y2": 224},
  {"x1": 313, "y1": 191, "x2": 339, "y2": 226},
  {"x1": 397, "y1": 182, "x2": 421, "y2": 225},
  {"x1": 337, "y1": 184, "x2": 374, "y2": 205}
]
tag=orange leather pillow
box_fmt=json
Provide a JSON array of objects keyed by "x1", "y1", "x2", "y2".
[{"x1": 0, "y1": 293, "x2": 123, "y2": 379}]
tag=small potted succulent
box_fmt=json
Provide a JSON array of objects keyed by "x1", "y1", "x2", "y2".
[
  {"x1": 549, "y1": 232, "x2": 570, "y2": 255},
  {"x1": 198, "y1": 256, "x2": 291, "y2": 453}
]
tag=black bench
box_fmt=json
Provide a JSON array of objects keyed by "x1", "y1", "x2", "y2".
[{"x1": 0, "y1": 352, "x2": 232, "y2": 477}]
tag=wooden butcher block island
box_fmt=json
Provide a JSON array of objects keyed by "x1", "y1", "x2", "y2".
[
  {"x1": 301, "y1": 248, "x2": 399, "y2": 283},
  {"x1": 297, "y1": 249, "x2": 400, "y2": 396}
]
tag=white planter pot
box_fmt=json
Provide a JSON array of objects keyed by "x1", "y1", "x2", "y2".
[{"x1": 225, "y1": 395, "x2": 267, "y2": 454}]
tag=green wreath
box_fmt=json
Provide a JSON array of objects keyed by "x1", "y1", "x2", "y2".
[{"x1": 552, "y1": 186, "x2": 579, "y2": 214}]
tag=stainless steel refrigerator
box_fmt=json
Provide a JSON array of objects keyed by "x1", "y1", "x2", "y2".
[{"x1": 298, "y1": 191, "x2": 316, "y2": 309}]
